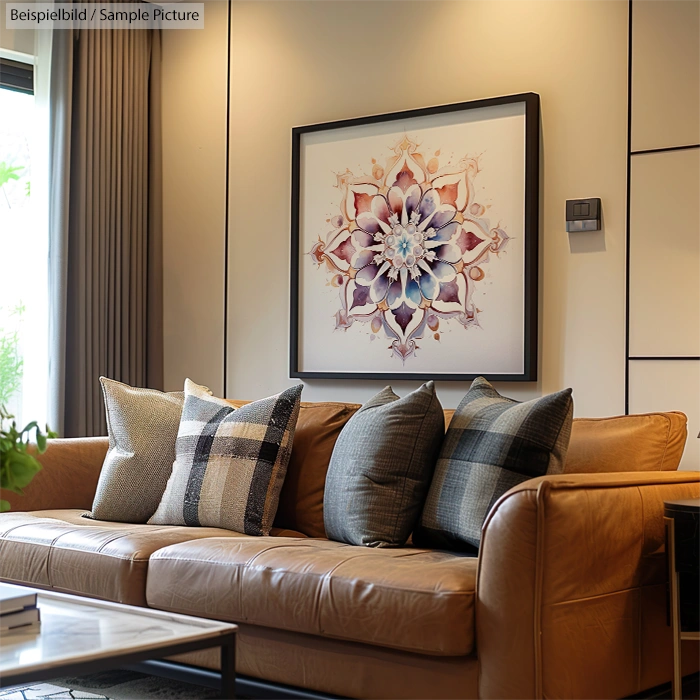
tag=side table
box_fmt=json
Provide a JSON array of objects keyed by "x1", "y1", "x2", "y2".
[{"x1": 664, "y1": 498, "x2": 700, "y2": 700}]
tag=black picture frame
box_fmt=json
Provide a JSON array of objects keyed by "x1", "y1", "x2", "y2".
[{"x1": 290, "y1": 92, "x2": 540, "y2": 382}]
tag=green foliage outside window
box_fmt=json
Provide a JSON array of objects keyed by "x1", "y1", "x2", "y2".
[
  {"x1": 0, "y1": 161, "x2": 25, "y2": 209},
  {"x1": 0, "y1": 328, "x2": 23, "y2": 407},
  {"x1": 0, "y1": 305, "x2": 24, "y2": 406}
]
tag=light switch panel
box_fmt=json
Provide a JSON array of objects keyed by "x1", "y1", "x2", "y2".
[{"x1": 566, "y1": 198, "x2": 601, "y2": 232}]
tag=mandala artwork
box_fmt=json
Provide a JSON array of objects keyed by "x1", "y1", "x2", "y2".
[{"x1": 308, "y1": 136, "x2": 511, "y2": 363}]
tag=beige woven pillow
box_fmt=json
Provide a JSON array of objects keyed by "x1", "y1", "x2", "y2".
[{"x1": 86, "y1": 377, "x2": 186, "y2": 523}]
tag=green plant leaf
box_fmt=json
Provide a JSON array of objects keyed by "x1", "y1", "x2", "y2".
[
  {"x1": 5, "y1": 450, "x2": 41, "y2": 489},
  {"x1": 1, "y1": 401, "x2": 54, "y2": 498},
  {"x1": 0, "y1": 499, "x2": 9, "y2": 512}
]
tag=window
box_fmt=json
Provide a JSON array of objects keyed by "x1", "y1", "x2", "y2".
[{"x1": 0, "y1": 56, "x2": 48, "y2": 428}]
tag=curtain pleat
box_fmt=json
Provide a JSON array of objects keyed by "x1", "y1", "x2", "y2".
[
  {"x1": 147, "y1": 29, "x2": 163, "y2": 393},
  {"x1": 59, "y1": 22, "x2": 162, "y2": 438},
  {"x1": 46, "y1": 28, "x2": 74, "y2": 438}
]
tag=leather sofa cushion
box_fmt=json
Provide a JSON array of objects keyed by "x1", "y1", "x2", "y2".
[
  {"x1": 0, "y1": 510, "x2": 305, "y2": 606},
  {"x1": 564, "y1": 411, "x2": 687, "y2": 473},
  {"x1": 147, "y1": 537, "x2": 477, "y2": 656},
  {"x1": 275, "y1": 402, "x2": 360, "y2": 538}
]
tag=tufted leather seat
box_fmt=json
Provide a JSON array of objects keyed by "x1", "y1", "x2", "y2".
[
  {"x1": 146, "y1": 536, "x2": 478, "y2": 656},
  {"x1": 0, "y1": 510, "x2": 304, "y2": 606}
]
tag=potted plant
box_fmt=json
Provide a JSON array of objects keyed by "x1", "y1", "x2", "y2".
[{"x1": 0, "y1": 406, "x2": 56, "y2": 512}]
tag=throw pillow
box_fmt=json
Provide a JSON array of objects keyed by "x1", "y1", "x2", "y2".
[
  {"x1": 149, "y1": 380, "x2": 303, "y2": 535},
  {"x1": 414, "y1": 377, "x2": 573, "y2": 552},
  {"x1": 87, "y1": 377, "x2": 186, "y2": 523},
  {"x1": 324, "y1": 381, "x2": 444, "y2": 548}
]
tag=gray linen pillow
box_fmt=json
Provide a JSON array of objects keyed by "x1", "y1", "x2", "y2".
[
  {"x1": 414, "y1": 377, "x2": 574, "y2": 552},
  {"x1": 87, "y1": 377, "x2": 186, "y2": 523},
  {"x1": 323, "y1": 381, "x2": 444, "y2": 547}
]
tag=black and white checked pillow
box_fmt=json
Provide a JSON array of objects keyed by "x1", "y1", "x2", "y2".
[
  {"x1": 149, "y1": 380, "x2": 302, "y2": 535},
  {"x1": 414, "y1": 377, "x2": 573, "y2": 552}
]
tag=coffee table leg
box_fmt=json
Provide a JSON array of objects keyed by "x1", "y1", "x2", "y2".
[{"x1": 220, "y1": 634, "x2": 236, "y2": 699}]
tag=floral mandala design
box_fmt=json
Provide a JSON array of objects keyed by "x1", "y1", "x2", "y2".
[{"x1": 308, "y1": 136, "x2": 510, "y2": 362}]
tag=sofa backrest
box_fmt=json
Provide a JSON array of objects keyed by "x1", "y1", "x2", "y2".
[
  {"x1": 228, "y1": 399, "x2": 687, "y2": 537},
  {"x1": 562, "y1": 411, "x2": 687, "y2": 474}
]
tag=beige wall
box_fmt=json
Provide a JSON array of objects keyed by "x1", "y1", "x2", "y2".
[
  {"x1": 0, "y1": 1, "x2": 34, "y2": 55},
  {"x1": 164, "y1": 1, "x2": 630, "y2": 416},
  {"x1": 161, "y1": 0, "x2": 228, "y2": 397}
]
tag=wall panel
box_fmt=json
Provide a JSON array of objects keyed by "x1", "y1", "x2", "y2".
[
  {"x1": 627, "y1": 0, "x2": 700, "y2": 470},
  {"x1": 629, "y1": 149, "x2": 700, "y2": 357},
  {"x1": 161, "y1": 1, "x2": 228, "y2": 396},
  {"x1": 629, "y1": 361, "x2": 699, "y2": 470},
  {"x1": 631, "y1": 0, "x2": 700, "y2": 152}
]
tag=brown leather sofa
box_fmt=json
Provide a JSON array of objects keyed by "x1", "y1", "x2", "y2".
[{"x1": 1, "y1": 403, "x2": 699, "y2": 699}]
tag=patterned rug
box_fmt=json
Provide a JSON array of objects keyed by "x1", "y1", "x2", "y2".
[{"x1": 0, "y1": 670, "x2": 220, "y2": 699}]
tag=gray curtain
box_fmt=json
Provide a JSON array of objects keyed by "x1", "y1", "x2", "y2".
[
  {"x1": 48, "y1": 26, "x2": 163, "y2": 438},
  {"x1": 47, "y1": 28, "x2": 73, "y2": 439}
]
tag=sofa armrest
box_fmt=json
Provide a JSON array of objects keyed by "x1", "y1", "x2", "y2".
[
  {"x1": 1, "y1": 437, "x2": 108, "y2": 512},
  {"x1": 476, "y1": 471, "x2": 700, "y2": 700}
]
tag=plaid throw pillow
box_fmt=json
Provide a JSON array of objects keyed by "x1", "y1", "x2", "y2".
[
  {"x1": 414, "y1": 377, "x2": 573, "y2": 552},
  {"x1": 149, "y1": 380, "x2": 302, "y2": 535}
]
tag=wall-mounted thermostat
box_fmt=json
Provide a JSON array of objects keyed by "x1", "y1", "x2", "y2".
[{"x1": 566, "y1": 198, "x2": 601, "y2": 232}]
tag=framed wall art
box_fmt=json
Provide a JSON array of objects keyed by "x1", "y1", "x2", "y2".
[{"x1": 290, "y1": 92, "x2": 540, "y2": 382}]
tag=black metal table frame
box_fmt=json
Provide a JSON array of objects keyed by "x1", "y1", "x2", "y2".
[{"x1": 0, "y1": 630, "x2": 236, "y2": 699}]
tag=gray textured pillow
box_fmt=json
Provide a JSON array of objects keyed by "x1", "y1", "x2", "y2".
[
  {"x1": 414, "y1": 377, "x2": 574, "y2": 552},
  {"x1": 87, "y1": 377, "x2": 186, "y2": 523},
  {"x1": 324, "y1": 382, "x2": 444, "y2": 548}
]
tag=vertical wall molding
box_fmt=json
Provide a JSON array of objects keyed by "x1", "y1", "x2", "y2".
[
  {"x1": 223, "y1": 0, "x2": 232, "y2": 396},
  {"x1": 624, "y1": 0, "x2": 633, "y2": 414}
]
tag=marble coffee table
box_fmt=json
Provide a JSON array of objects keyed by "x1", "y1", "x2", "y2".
[{"x1": 0, "y1": 588, "x2": 237, "y2": 698}]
